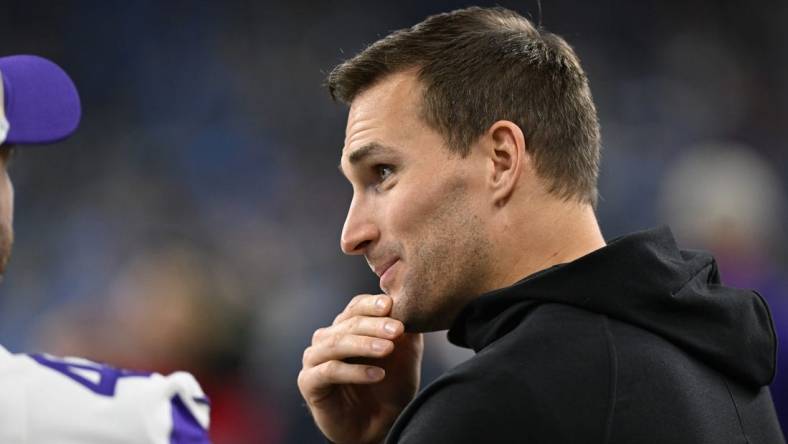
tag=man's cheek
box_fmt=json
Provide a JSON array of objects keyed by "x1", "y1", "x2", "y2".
[{"x1": 397, "y1": 187, "x2": 443, "y2": 225}]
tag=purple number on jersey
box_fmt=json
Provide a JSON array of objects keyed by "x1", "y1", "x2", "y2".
[{"x1": 29, "y1": 354, "x2": 152, "y2": 397}]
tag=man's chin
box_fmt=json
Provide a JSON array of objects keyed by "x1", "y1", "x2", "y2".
[
  {"x1": 387, "y1": 291, "x2": 414, "y2": 327},
  {"x1": 391, "y1": 301, "x2": 445, "y2": 333},
  {"x1": 393, "y1": 297, "x2": 465, "y2": 333}
]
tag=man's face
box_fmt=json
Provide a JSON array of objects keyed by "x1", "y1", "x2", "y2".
[
  {"x1": 339, "y1": 71, "x2": 493, "y2": 332},
  {"x1": 0, "y1": 148, "x2": 14, "y2": 276},
  {"x1": 0, "y1": 76, "x2": 12, "y2": 276}
]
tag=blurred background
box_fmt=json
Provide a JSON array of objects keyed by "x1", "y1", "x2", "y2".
[{"x1": 0, "y1": 0, "x2": 786, "y2": 442}]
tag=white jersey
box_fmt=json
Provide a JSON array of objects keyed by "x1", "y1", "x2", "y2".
[{"x1": 0, "y1": 345, "x2": 211, "y2": 443}]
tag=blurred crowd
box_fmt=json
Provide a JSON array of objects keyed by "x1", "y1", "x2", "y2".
[{"x1": 0, "y1": 1, "x2": 786, "y2": 442}]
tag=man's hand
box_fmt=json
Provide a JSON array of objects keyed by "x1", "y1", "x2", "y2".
[{"x1": 298, "y1": 294, "x2": 424, "y2": 444}]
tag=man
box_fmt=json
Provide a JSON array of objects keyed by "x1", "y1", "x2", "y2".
[
  {"x1": 297, "y1": 7, "x2": 785, "y2": 444},
  {"x1": 0, "y1": 54, "x2": 211, "y2": 443}
]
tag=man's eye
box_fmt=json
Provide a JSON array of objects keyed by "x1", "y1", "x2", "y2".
[{"x1": 375, "y1": 164, "x2": 394, "y2": 181}]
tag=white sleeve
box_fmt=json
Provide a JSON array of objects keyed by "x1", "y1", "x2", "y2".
[{"x1": 0, "y1": 345, "x2": 211, "y2": 444}]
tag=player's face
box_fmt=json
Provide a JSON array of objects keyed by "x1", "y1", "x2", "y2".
[
  {"x1": 339, "y1": 71, "x2": 494, "y2": 332},
  {"x1": 0, "y1": 76, "x2": 14, "y2": 277},
  {"x1": 0, "y1": 148, "x2": 14, "y2": 276}
]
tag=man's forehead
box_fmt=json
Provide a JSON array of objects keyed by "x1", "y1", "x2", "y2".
[
  {"x1": 341, "y1": 73, "x2": 424, "y2": 155},
  {"x1": 342, "y1": 110, "x2": 376, "y2": 155},
  {"x1": 355, "y1": 71, "x2": 423, "y2": 117}
]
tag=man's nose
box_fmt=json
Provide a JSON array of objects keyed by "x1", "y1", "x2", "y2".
[{"x1": 340, "y1": 197, "x2": 379, "y2": 255}]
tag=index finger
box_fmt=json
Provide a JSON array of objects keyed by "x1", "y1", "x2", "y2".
[{"x1": 333, "y1": 294, "x2": 392, "y2": 325}]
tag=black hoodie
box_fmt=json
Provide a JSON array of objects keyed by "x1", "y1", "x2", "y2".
[{"x1": 385, "y1": 227, "x2": 785, "y2": 443}]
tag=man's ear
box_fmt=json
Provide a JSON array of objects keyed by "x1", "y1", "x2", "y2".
[{"x1": 486, "y1": 120, "x2": 528, "y2": 206}]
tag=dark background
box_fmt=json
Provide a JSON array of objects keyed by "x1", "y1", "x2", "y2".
[{"x1": 1, "y1": 1, "x2": 786, "y2": 442}]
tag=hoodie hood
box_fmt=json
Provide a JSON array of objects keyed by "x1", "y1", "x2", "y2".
[{"x1": 448, "y1": 226, "x2": 778, "y2": 388}]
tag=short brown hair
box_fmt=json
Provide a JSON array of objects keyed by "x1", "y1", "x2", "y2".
[{"x1": 327, "y1": 6, "x2": 601, "y2": 206}]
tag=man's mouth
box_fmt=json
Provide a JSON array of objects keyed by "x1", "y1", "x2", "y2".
[
  {"x1": 373, "y1": 258, "x2": 399, "y2": 278},
  {"x1": 375, "y1": 258, "x2": 400, "y2": 293}
]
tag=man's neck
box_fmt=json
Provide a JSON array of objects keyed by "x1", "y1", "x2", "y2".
[{"x1": 489, "y1": 200, "x2": 606, "y2": 291}]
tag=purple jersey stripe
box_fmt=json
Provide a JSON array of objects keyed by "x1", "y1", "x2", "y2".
[{"x1": 170, "y1": 394, "x2": 211, "y2": 444}]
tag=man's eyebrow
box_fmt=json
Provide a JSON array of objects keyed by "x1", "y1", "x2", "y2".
[{"x1": 338, "y1": 142, "x2": 398, "y2": 174}]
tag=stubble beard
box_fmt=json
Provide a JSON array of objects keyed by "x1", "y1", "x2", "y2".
[{"x1": 391, "y1": 208, "x2": 493, "y2": 333}]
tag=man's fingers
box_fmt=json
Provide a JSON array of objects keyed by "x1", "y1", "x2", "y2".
[
  {"x1": 298, "y1": 361, "x2": 385, "y2": 405},
  {"x1": 334, "y1": 294, "x2": 372, "y2": 324},
  {"x1": 298, "y1": 294, "x2": 399, "y2": 405},
  {"x1": 315, "y1": 316, "x2": 403, "y2": 343},
  {"x1": 344, "y1": 316, "x2": 404, "y2": 339},
  {"x1": 303, "y1": 334, "x2": 394, "y2": 367},
  {"x1": 334, "y1": 294, "x2": 392, "y2": 325}
]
